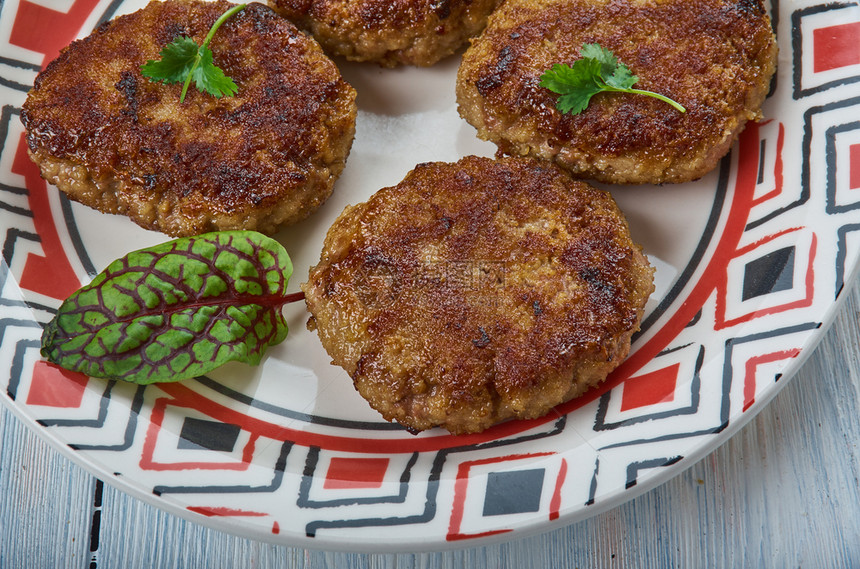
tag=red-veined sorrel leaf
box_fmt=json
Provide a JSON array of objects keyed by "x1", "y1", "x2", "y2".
[{"x1": 41, "y1": 230, "x2": 294, "y2": 384}]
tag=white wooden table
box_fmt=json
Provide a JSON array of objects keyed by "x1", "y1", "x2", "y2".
[{"x1": 3, "y1": 278, "x2": 859, "y2": 568}]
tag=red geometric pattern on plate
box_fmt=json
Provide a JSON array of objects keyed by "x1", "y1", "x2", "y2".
[
  {"x1": 8, "y1": 0, "x2": 102, "y2": 300},
  {"x1": 749, "y1": 120, "x2": 785, "y2": 207},
  {"x1": 323, "y1": 457, "x2": 390, "y2": 490},
  {"x1": 10, "y1": 0, "x2": 103, "y2": 67},
  {"x1": 715, "y1": 228, "x2": 817, "y2": 329},
  {"x1": 446, "y1": 452, "x2": 555, "y2": 542},
  {"x1": 25, "y1": 361, "x2": 88, "y2": 408},
  {"x1": 156, "y1": 382, "x2": 574, "y2": 454},
  {"x1": 851, "y1": 143, "x2": 860, "y2": 190},
  {"x1": 548, "y1": 458, "x2": 568, "y2": 522},
  {"x1": 140, "y1": 395, "x2": 258, "y2": 471},
  {"x1": 742, "y1": 349, "x2": 802, "y2": 411},
  {"x1": 619, "y1": 363, "x2": 681, "y2": 412},
  {"x1": 186, "y1": 506, "x2": 268, "y2": 517},
  {"x1": 12, "y1": 134, "x2": 81, "y2": 299},
  {"x1": 813, "y1": 22, "x2": 860, "y2": 73}
]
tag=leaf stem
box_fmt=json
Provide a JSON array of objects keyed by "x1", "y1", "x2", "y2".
[
  {"x1": 203, "y1": 3, "x2": 247, "y2": 50},
  {"x1": 282, "y1": 291, "x2": 306, "y2": 305},
  {"x1": 605, "y1": 86, "x2": 686, "y2": 113},
  {"x1": 179, "y1": 3, "x2": 246, "y2": 103},
  {"x1": 179, "y1": 64, "x2": 196, "y2": 103}
]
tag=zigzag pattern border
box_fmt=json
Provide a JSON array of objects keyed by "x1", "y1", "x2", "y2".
[{"x1": 0, "y1": 0, "x2": 858, "y2": 550}]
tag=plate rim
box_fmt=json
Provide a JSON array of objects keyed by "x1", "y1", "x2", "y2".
[{"x1": 2, "y1": 0, "x2": 860, "y2": 553}]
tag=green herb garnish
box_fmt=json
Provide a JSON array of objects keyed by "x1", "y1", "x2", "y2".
[
  {"x1": 141, "y1": 3, "x2": 246, "y2": 103},
  {"x1": 539, "y1": 43, "x2": 686, "y2": 116},
  {"x1": 41, "y1": 231, "x2": 304, "y2": 384}
]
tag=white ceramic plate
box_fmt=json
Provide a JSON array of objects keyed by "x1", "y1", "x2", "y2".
[{"x1": 2, "y1": 0, "x2": 859, "y2": 553}]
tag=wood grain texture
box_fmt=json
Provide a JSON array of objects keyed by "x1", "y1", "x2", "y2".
[{"x1": 3, "y1": 281, "x2": 860, "y2": 568}]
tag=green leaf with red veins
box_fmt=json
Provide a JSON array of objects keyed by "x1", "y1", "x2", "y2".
[{"x1": 40, "y1": 230, "x2": 293, "y2": 384}]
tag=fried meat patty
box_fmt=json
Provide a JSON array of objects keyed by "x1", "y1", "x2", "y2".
[
  {"x1": 22, "y1": 0, "x2": 357, "y2": 237},
  {"x1": 302, "y1": 156, "x2": 654, "y2": 434},
  {"x1": 456, "y1": 0, "x2": 778, "y2": 184},
  {"x1": 267, "y1": 0, "x2": 500, "y2": 67}
]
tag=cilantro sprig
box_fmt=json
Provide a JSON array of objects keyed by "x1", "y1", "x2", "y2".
[
  {"x1": 141, "y1": 3, "x2": 246, "y2": 103},
  {"x1": 539, "y1": 43, "x2": 686, "y2": 116}
]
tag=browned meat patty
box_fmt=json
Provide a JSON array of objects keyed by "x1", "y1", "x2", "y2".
[
  {"x1": 302, "y1": 155, "x2": 654, "y2": 434},
  {"x1": 456, "y1": 0, "x2": 778, "y2": 184},
  {"x1": 21, "y1": 0, "x2": 357, "y2": 237},
  {"x1": 267, "y1": 0, "x2": 500, "y2": 67}
]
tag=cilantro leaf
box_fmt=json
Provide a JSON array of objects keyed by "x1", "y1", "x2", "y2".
[
  {"x1": 540, "y1": 60, "x2": 604, "y2": 115},
  {"x1": 140, "y1": 3, "x2": 245, "y2": 102},
  {"x1": 539, "y1": 43, "x2": 685, "y2": 115},
  {"x1": 580, "y1": 43, "x2": 618, "y2": 77},
  {"x1": 140, "y1": 36, "x2": 199, "y2": 83},
  {"x1": 606, "y1": 61, "x2": 638, "y2": 90},
  {"x1": 190, "y1": 47, "x2": 239, "y2": 99}
]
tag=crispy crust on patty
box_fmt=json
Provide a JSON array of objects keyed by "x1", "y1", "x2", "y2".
[
  {"x1": 267, "y1": 0, "x2": 501, "y2": 67},
  {"x1": 302, "y1": 155, "x2": 654, "y2": 434},
  {"x1": 22, "y1": 0, "x2": 357, "y2": 237},
  {"x1": 456, "y1": 0, "x2": 778, "y2": 184}
]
